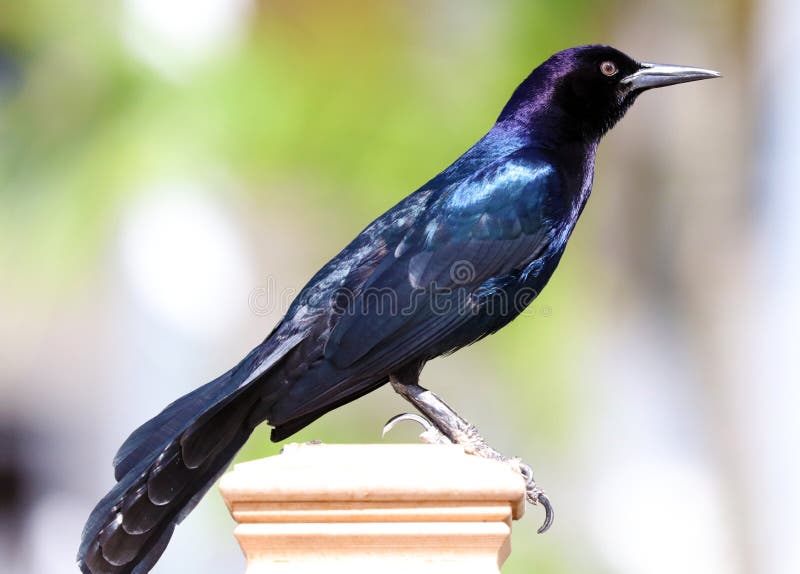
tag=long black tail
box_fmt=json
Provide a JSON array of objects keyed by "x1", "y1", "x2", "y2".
[{"x1": 77, "y1": 366, "x2": 267, "y2": 574}]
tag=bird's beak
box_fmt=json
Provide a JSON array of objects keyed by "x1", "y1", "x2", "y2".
[{"x1": 621, "y1": 62, "x2": 721, "y2": 91}]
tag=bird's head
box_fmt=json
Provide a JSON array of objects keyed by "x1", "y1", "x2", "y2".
[{"x1": 499, "y1": 45, "x2": 720, "y2": 141}]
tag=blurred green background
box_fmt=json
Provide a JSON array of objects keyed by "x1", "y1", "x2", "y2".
[{"x1": 2, "y1": 1, "x2": 797, "y2": 573}]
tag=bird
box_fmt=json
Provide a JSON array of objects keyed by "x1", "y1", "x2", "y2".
[{"x1": 78, "y1": 44, "x2": 719, "y2": 573}]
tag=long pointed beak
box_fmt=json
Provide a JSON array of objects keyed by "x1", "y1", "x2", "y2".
[{"x1": 621, "y1": 62, "x2": 721, "y2": 91}]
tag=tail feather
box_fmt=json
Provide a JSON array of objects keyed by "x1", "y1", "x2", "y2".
[
  {"x1": 109, "y1": 330, "x2": 301, "y2": 482},
  {"x1": 78, "y1": 371, "x2": 262, "y2": 574},
  {"x1": 112, "y1": 370, "x2": 241, "y2": 481},
  {"x1": 78, "y1": 329, "x2": 348, "y2": 573}
]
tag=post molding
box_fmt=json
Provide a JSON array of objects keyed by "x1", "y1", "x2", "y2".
[{"x1": 219, "y1": 442, "x2": 526, "y2": 573}]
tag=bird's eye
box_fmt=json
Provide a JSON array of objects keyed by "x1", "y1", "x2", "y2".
[{"x1": 600, "y1": 61, "x2": 618, "y2": 77}]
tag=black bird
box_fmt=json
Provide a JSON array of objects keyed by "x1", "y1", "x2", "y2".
[{"x1": 78, "y1": 45, "x2": 718, "y2": 573}]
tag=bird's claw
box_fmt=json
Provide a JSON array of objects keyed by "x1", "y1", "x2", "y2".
[
  {"x1": 383, "y1": 414, "x2": 554, "y2": 533},
  {"x1": 381, "y1": 413, "x2": 452, "y2": 444},
  {"x1": 518, "y1": 462, "x2": 554, "y2": 534}
]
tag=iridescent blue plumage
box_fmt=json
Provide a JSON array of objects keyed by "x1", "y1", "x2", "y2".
[{"x1": 78, "y1": 44, "x2": 720, "y2": 573}]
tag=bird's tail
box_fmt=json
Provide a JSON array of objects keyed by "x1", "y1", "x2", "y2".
[{"x1": 77, "y1": 365, "x2": 267, "y2": 574}]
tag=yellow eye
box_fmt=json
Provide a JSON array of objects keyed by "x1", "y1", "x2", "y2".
[{"x1": 600, "y1": 61, "x2": 618, "y2": 76}]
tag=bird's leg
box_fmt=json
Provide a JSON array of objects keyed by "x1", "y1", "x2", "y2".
[
  {"x1": 385, "y1": 376, "x2": 554, "y2": 533},
  {"x1": 388, "y1": 378, "x2": 501, "y2": 456}
]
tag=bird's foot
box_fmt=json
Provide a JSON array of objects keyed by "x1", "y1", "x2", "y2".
[
  {"x1": 460, "y1": 435, "x2": 554, "y2": 533},
  {"x1": 381, "y1": 412, "x2": 553, "y2": 533}
]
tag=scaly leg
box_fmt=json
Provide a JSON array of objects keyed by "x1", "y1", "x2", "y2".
[{"x1": 384, "y1": 375, "x2": 554, "y2": 533}]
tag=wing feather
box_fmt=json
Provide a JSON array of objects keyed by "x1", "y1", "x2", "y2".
[{"x1": 326, "y1": 151, "x2": 560, "y2": 371}]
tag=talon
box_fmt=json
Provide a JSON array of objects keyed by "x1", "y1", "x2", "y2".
[
  {"x1": 381, "y1": 413, "x2": 432, "y2": 436},
  {"x1": 534, "y1": 492, "x2": 554, "y2": 534},
  {"x1": 381, "y1": 413, "x2": 450, "y2": 444},
  {"x1": 517, "y1": 462, "x2": 554, "y2": 533},
  {"x1": 519, "y1": 462, "x2": 534, "y2": 484}
]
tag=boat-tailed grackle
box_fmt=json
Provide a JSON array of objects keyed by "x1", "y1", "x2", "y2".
[{"x1": 78, "y1": 45, "x2": 719, "y2": 573}]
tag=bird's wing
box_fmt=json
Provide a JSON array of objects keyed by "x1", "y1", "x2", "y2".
[{"x1": 324, "y1": 149, "x2": 562, "y2": 375}]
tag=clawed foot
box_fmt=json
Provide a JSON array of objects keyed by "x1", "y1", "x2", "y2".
[{"x1": 381, "y1": 412, "x2": 554, "y2": 533}]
